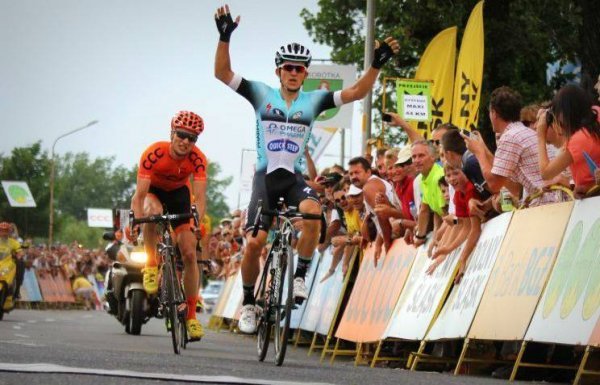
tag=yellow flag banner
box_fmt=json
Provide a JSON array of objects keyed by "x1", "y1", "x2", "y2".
[
  {"x1": 451, "y1": 0, "x2": 484, "y2": 131},
  {"x1": 409, "y1": 26, "x2": 457, "y2": 139}
]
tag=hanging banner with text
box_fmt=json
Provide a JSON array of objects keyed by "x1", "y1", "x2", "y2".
[
  {"x1": 526, "y1": 197, "x2": 600, "y2": 345},
  {"x1": 335, "y1": 240, "x2": 417, "y2": 343},
  {"x1": 426, "y1": 212, "x2": 513, "y2": 341},
  {"x1": 1, "y1": 181, "x2": 36, "y2": 207},
  {"x1": 303, "y1": 64, "x2": 356, "y2": 129},
  {"x1": 87, "y1": 208, "x2": 113, "y2": 228},
  {"x1": 468, "y1": 202, "x2": 574, "y2": 341},
  {"x1": 396, "y1": 80, "x2": 432, "y2": 122}
]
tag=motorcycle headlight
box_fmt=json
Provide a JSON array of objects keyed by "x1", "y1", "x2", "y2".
[{"x1": 130, "y1": 251, "x2": 148, "y2": 264}]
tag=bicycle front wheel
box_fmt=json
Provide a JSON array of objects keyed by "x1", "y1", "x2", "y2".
[
  {"x1": 164, "y1": 261, "x2": 182, "y2": 354},
  {"x1": 256, "y1": 260, "x2": 272, "y2": 362},
  {"x1": 273, "y1": 245, "x2": 294, "y2": 366}
]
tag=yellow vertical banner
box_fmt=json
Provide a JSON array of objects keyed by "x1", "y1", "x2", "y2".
[
  {"x1": 451, "y1": 1, "x2": 485, "y2": 131},
  {"x1": 409, "y1": 26, "x2": 457, "y2": 139}
]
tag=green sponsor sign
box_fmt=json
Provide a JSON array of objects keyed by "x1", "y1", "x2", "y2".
[
  {"x1": 2, "y1": 181, "x2": 36, "y2": 207},
  {"x1": 303, "y1": 78, "x2": 343, "y2": 121}
]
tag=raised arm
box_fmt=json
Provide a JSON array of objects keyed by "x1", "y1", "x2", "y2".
[
  {"x1": 214, "y1": 5, "x2": 240, "y2": 84},
  {"x1": 339, "y1": 37, "x2": 399, "y2": 104}
]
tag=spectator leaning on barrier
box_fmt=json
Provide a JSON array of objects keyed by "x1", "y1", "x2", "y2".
[
  {"x1": 348, "y1": 156, "x2": 401, "y2": 265},
  {"x1": 389, "y1": 145, "x2": 417, "y2": 239},
  {"x1": 465, "y1": 86, "x2": 557, "y2": 206},
  {"x1": 441, "y1": 129, "x2": 496, "y2": 219},
  {"x1": 427, "y1": 163, "x2": 483, "y2": 283},
  {"x1": 411, "y1": 141, "x2": 446, "y2": 247},
  {"x1": 537, "y1": 84, "x2": 600, "y2": 196}
]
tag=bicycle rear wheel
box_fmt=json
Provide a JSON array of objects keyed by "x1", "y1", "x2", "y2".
[
  {"x1": 256, "y1": 257, "x2": 272, "y2": 362},
  {"x1": 163, "y1": 261, "x2": 182, "y2": 354},
  {"x1": 273, "y1": 245, "x2": 293, "y2": 366}
]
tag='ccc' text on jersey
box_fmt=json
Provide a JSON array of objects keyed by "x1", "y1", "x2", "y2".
[{"x1": 228, "y1": 74, "x2": 343, "y2": 174}]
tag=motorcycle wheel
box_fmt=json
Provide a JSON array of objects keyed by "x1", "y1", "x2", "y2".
[{"x1": 128, "y1": 289, "x2": 145, "y2": 335}]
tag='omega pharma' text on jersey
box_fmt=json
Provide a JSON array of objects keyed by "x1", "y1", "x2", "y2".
[{"x1": 228, "y1": 74, "x2": 342, "y2": 174}]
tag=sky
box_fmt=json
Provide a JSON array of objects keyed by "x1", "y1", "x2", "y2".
[{"x1": 1, "y1": 0, "x2": 367, "y2": 210}]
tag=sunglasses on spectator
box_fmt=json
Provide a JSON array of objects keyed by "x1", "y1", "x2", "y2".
[
  {"x1": 280, "y1": 64, "x2": 307, "y2": 74},
  {"x1": 334, "y1": 196, "x2": 347, "y2": 203},
  {"x1": 175, "y1": 130, "x2": 198, "y2": 143},
  {"x1": 429, "y1": 139, "x2": 441, "y2": 146}
]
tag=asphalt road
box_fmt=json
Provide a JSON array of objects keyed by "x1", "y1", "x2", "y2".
[{"x1": 0, "y1": 309, "x2": 547, "y2": 385}]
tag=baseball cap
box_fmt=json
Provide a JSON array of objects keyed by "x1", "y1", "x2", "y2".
[
  {"x1": 394, "y1": 145, "x2": 412, "y2": 165},
  {"x1": 347, "y1": 184, "x2": 363, "y2": 196}
]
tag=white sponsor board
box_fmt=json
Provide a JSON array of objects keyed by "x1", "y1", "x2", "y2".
[
  {"x1": 87, "y1": 208, "x2": 113, "y2": 228},
  {"x1": 300, "y1": 250, "x2": 335, "y2": 332},
  {"x1": 315, "y1": 250, "x2": 348, "y2": 336},
  {"x1": 290, "y1": 252, "x2": 321, "y2": 329},
  {"x1": 305, "y1": 126, "x2": 338, "y2": 163},
  {"x1": 525, "y1": 197, "x2": 600, "y2": 345},
  {"x1": 2, "y1": 181, "x2": 36, "y2": 207},
  {"x1": 426, "y1": 213, "x2": 513, "y2": 340},
  {"x1": 222, "y1": 270, "x2": 243, "y2": 320},
  {"x1": 384, "y1": 239, "x2": 462, "y2": 340}
]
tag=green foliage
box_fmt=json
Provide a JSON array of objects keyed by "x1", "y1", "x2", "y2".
[
  {"x1": 301, "y1": 0, "x2": 598, "y2": 147},
  {"x1": 55, "y1": 215, "x2": 104, "y2": 249},
  {"x1": 206, "y1": 162, "x2": 232, "y2": 223}
]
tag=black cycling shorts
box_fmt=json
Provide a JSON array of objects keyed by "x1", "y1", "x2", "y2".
[
  {"x1": 148, "y1": 184, "x2": 191, "y2": 231},
  {"x1": 245, "y1": 168, "x2": 319, "y2": 232}
]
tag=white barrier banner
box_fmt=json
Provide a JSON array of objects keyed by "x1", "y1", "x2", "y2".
[
  {"x1": 526, "y1": 197, "x2": 600, "y2": 345},
  {"x1": 290, "y1": 253, "x2": 321, "y2": 329},
  {"x1": 87, "y1": 208, "x2": 113, "y2": 228},
  {"x1": 385, "y1": 239, "x2": 462, "y2": 340},
  {"x1": 315, "y1": 251, "x2": 348, "y2": 336},
  {"x1": 300, "y1": 250, "x2": 334, "y2": 332},
  {"x1": 426, "y1": 212, "x2": 513, "y2": 340},
  {"x1": 2, "y1": 181, "x2": 36, "y2": 207},
  {"x1": 222, "y1": 270, "x2": 243, "y2": 320}
]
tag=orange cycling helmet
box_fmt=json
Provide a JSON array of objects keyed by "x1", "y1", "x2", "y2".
[
  {"x1": 0, "y1": 222, "x2": 11, "y2": 232},
  {"x1": 171, "y1": 111, "x2": 204, "y2": 136}
]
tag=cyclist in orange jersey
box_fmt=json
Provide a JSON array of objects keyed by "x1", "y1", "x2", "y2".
[{"x1": 129, "y1": 110, "x2": 208, "y2": 341}]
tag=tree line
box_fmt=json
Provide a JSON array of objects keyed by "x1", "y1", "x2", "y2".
[{"x1": 0, "y1": 142, "x2": 231, "y2": 247}]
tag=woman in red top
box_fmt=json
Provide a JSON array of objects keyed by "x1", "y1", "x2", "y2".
[{"x1": 537, "y1": 85, "x2": 600, "y2": 195}]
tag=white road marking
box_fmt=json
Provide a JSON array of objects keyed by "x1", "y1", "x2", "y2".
[
  {"x1": 12, "y1": 325, "x2": 22, "y2": 330},
  {"x1": 44, "y1": 318, "x2": 55, "y2": 322},
  {"x1": 0, "y1": 363, "x2": 333, "y2": 385},
  {"x1": 14, "y1": 334, "x2": 30, "y2": 338},
  {"x1": 1, "y1": 341, "x2": 45, "y2": 347},
  {"x1": 27, "y1": 320, "x2": 37, "y2": 323}
]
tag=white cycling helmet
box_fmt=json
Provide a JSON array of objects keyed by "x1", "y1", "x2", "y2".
[{"x1": 275, "y1": 43, "x2": 312, "y2": 67}]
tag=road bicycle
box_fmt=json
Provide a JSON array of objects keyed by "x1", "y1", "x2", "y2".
[
  {"x1": 251, "y1": 198, "x2": 325, "y2": 366},
  {"x1": 130, "y1": 206, "x2": 199, "y2": 354}
]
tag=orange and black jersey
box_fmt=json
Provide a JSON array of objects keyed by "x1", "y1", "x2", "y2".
[{"x1": 137, "y1": 141, "x2": 208, "y2": 191}]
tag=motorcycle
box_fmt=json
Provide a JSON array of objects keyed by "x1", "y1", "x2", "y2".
[
  {"x1": 103, "y1": 223, "x2": 156, "y2": 335},
  {"x1": 0, "y1": 256, "x2": 17, "y2": 320}
]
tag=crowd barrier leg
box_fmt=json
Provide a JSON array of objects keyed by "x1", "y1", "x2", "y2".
[
  {"x1": 308, "y1": 332, "x2": 326, "y2": 357},
  {"x1": 574, "y1": 346, "x2": 600, "y2": 385},
  {"x1": 319, "y1": 334, "x2": 334, "y2": 362},
  {"x1": 368, "y1": 338, "x2": 415, "y2": 368},
  {"x1": 327, "y1": 338, "x2": 358, "y2": 365},
  {"x1": 454, "y1": 338, "x2": 471, "y2": 375},
  {"x1": 293, "y1": 329, "x2": 312, "y2": 348},
  {"x1": 509, "y1": 341, "x2": 582, "y2": 382},
  {"x1": 409, "y1": 340, "x2": 459, "y2": 371}
]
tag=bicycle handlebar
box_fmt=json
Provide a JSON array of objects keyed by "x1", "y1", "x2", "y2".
[
  {"x1": 251, "y1": 199, "x2": 327, "y2": 243},
  {"x1": 129, "y1": 205, "x2": 199, "y2": 227}
]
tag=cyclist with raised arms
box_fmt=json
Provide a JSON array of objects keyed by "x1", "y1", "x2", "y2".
[
  {"x1": 129, "y1": 111, "x2": 208, "y2": 341},
  {"x1": 214, "y1": 4, "x2": 399, "y2": 334}
]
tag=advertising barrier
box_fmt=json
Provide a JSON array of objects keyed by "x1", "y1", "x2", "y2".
[
  {"x1": 213, "y1": 274, "x2": 236, "y2": 318},
  {"x1": 290, "y1": 253, "x2": 321, "y2": 329},
  {"x1": 468, "y1": 201, "x2": 574, "y2": 340},
  {"x1": 336, "y1": 240, "x2": 417, "y2": 343},
  {"x1": 426, "y1": 212, "x2": 513, "y2": 340},
  {"x1": 222, "y1": 269, "x2": 243, "y2": 320},
  {"x1": 300, "y1": 250, "x2": 335, "y2": 332},
  {"x1": 315, "y1": 250, "x2": 351, "y2": 336},
  {"x1": 21, "y1": 268, "x2": 43, "y2": 302},
  {"x1": 525, "y1": 197, "x2": 600, "y2": 345}
]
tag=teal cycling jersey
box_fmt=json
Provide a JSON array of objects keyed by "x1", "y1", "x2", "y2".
[{"x1": 228, "y1": 74, "x2": 343, "y2": 174}]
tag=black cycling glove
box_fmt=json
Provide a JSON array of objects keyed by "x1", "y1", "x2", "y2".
[
  {"x1": 371, "y1": 40, "x2": 395, "y2": 69},
  {"x1": 215, "y1": 12, "x2": 238, "y2": 42}
]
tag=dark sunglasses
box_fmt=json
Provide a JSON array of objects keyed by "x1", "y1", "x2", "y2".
[
  {"x1": 175, "y1": 130, "x2": 198, "y2": 143},
  {"x1": 281, "y1": 64, "x2": 307, "y2": 74},
  {"x1": 429, "y1": 139, "x2": 441, "y2": 146},
  {"x1": 334, "y1": 196, "x2": 347, "y2": 203}
]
